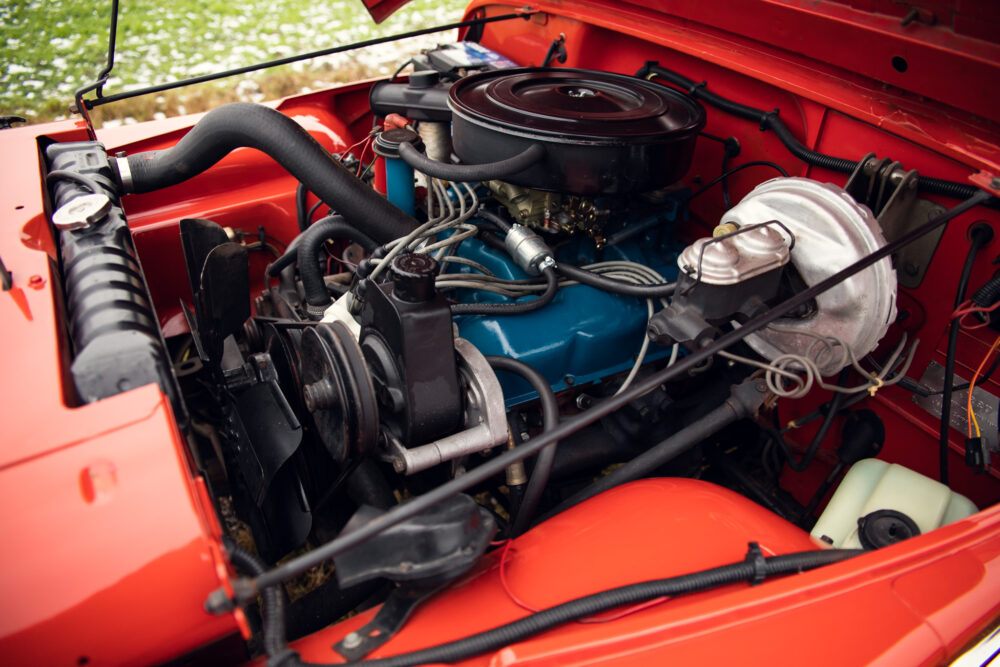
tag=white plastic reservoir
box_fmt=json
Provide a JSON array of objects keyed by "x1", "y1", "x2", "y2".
[{"x1": 811, "y1": 459, "x2": 978, "y2": 549}]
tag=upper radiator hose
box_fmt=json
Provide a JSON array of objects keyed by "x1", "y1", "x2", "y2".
[{"x1": 117, "y1": 103, "x2": 417, "y2": 243}]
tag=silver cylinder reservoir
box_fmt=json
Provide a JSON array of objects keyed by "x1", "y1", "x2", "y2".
[{"x1": 721, "y1": 177, "x2": 897, "y2": 375}]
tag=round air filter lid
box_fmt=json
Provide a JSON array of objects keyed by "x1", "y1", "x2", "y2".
[{"x1": 449, "y1": 68, "x2": 704, "y2": 144}]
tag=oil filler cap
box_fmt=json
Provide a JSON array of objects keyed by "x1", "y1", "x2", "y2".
[{"x1": 857, "y1": 509, "x2": 920, "y2": 549}]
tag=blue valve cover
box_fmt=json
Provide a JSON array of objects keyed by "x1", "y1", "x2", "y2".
[{"x1": 452, "y1": 208, "x2": 685, "y2": 406}]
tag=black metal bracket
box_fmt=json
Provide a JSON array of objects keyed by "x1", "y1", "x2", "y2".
[
  {"x1": 541, "y1": 33, "x2": 567, "y2": 67},
  {"x1": 71, "y1": 0, "x2": 120, "y2": 140},
  {"x1": 0, "y1": 116, "x2": 26, "y2": 130},
  {"x1": 845, "y1": 153, "x2": 946, "y2": 288},
  {"x1": 333, "y1": 584, "x2": 442, "y2": 661}
]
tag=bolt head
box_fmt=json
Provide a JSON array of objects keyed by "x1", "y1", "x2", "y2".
[{"x1": 342, "y1": 632, "x2": 362, "y2": 649}]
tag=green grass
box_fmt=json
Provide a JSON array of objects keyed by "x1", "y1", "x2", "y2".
[{"x1": 0, "y1": 0, "x2": 465, "y2": 125}]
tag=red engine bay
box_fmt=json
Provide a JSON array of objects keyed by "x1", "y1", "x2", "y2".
[{"x1": 1, "y1": 1, "x2": 1000, "y2": 665}]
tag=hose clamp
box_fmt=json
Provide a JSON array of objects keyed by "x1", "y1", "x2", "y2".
[
  {"x1": 744, "y1": 542, "x2": 767, "y2": 586},
  {"x1": 115, "y1": 155, "x2": 134, "y2": 193}
]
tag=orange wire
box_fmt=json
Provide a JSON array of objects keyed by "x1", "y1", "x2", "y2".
[
  {"x1": 966, "y1": 333, "x2": 1000, "y2": 438},
  {"x1": 953, "y1": 299, "x2": 1000, "y2": 321}
]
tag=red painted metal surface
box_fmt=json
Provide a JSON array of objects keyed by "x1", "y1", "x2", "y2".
[
  {"x1": 284, "y1": 478, "x2": 1000, "y2": 665},
  {"x1": 467, "y1": 0, "x2": 1000, "y2": 508},
  {"x1": 0, "y1": 115, "x2": 243, "y2": 664},
  {"x1": 2, "y1": 1, "x2": 1000, "y2": 665}
]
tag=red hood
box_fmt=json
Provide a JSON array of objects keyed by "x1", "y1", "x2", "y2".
[
  {"x1": 366, "y1": 0, "x2": 998, "y2": 43},
  {"x1": 360, "y1": 0, "x2": 411, "y2": 23},
  {"x1": 364, "y1": 0, "x2": 999, "y2": 126}
]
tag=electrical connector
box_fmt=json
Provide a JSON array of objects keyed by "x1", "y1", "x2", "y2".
[{"x1": 965, "y1": 437, "x2": 990, "y2": 473}]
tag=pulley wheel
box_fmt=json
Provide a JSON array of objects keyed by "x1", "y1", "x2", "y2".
[{"x1": 300, "y1": 321, "x2": 379, "y2": 461}]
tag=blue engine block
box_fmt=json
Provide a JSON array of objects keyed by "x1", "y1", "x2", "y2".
[{"x1": 452, "y1": 204, "x2": 686, "y2": 406}]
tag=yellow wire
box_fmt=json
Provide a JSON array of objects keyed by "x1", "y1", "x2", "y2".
[{"x1": 967, "y1": 334, "x2": 1000, "y2": 438}]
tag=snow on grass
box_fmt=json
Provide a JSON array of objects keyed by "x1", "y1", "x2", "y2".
[{"x1": 0, "y1": 0, "x2": 466, "y2": 125}]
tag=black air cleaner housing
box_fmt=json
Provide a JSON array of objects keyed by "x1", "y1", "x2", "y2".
[{"x1": 448, "y1": 67, "x2": 705, "y2": 195}]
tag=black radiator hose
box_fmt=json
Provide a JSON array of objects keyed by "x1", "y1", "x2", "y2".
[
  {"x1": 296, "y1": 215, "x2": 379, "y2": 309},
  {"x1": 119, "y1": 103, "x2": 417, "y2": 243},
  {"x1": 636, "y1": 62, "x2": 979, "y2": 200},
  {"x1": 398, "y1": 141, "x2": 545, "y2": 182},
  {"x1": 284, "y1": 546, "x2": 861, "y2": 667}
]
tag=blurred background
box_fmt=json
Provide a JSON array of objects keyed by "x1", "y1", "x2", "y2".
[{"x1": 0, "y1": 0, "x2": 465, "y2": 127}]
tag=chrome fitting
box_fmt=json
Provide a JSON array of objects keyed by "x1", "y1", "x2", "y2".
[{"x1": 504, "y1": 224, "x2": 554, "y2": 275}]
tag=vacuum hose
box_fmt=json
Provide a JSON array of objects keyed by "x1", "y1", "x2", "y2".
[
  {"x1": 117, "y1": 103, "x2": 417, "y2": 243},
  {"x1": 398, "y1": 141, "x2": 545, "y2": 182},
  {"x1": 636, "y1": 62, "x2": 979, "y2": 200},
  {"x1": 486, "y1": 356, "x2": 560, "y2": 536}
]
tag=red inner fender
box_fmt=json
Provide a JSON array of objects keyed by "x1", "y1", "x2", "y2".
[{"x1": 288, "y1": 478, "x2": 819, "y2": 663}]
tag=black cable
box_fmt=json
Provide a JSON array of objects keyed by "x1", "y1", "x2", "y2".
[
  {"x1": 637, "y1": 62, "x2": 981, "y2": 200},
  {"x1": 220, "y1": 188, "x2": 989, "y2": 606},
  {"x1": 939, "y1": 227, "x2": 992, "y2": 483},
  {"x1": 971, "y1": 272, "x2": 1000, "y2": 308},
  {"x1": 451, "y1": 266, "x2": 559, "y2": 316},
  {"x1": 295, "y1": 183, "x2": 309, "y2": 232},
  {"x1": 767, "y1": 370, "x2": 850, "y2": 473},
  {"x1": 267, "y1": 215, "x2": 379, "y2": 279},
  {"x1": 297, "y1": 547, "x2": 863, "y2": 667},
  {"x1": 46, "y1": 169, "x2": 108, "y2": 197},
  {"x1": 388, "y1": 57, "x2": 414, "y2": 83},
  {"x1": 226, "y1": 545, "x2": 288, "y2": 660},
  {"x1": 476, "y1": 207, "x2": 513, "y2": 234},
  {"x1": 398, "y1": 141, "x2": 545, "y2": 183},
  {"x1": 307, "y1": 200, "x2": 325, "y2": 225},
  {"x1": 686, "y1": 161, "x2": 790, "y2": 202},
  {"x1": 554, "y1": 262, "x2": 676, "y2": 298},
  {"x1": 486, "y1": 356, "x2": 560, "y2": 536},
  {"x1": 721, "y1": 152, "x2": 733, "y2": 210},
  {"x1": 800, "y1": 462, "x2": 846, "y2": 524},
  {"x1": 871, "y1": 353, "x2": 1000, "y2": 398}
]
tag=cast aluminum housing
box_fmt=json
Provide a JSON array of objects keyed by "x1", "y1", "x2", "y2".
[{"x1": 721, "y1": 178, "x2": 897, "y2": 376}]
